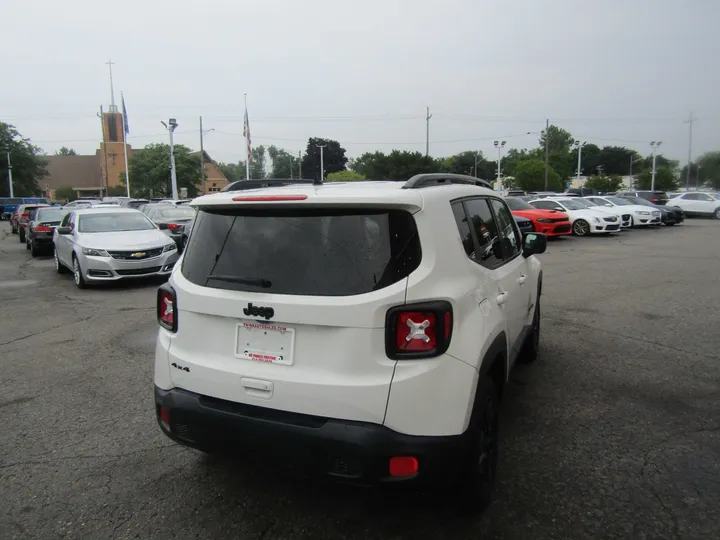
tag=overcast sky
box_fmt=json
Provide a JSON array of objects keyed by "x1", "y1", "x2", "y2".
[{"x1": 2, "y1": 0, "x2": 718, "y2": 168}]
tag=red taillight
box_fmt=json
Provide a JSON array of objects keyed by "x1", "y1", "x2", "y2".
[
  {"x1": 35, "y1": 225, "x2": 52, "y2": 232},
  {"x1": 395, "y1": 311, "x2": 437, "y2": 352},
  {"x1": 167, "y1": 223, "x2": 183, "y2": 231},
  {"x1": 158, "y1": 406, "x2": 170, "y2": 430},
  {"x1": 385, "y1": 301, "x2": 453, "y2": 359},
  {"x1": 157, "y1": 286, "x2": 177, "y2": 332},
  {"x1": 389, "y1": 456, "x2": 419, "y2": 478},
  {"x1": 232, "y1": 195, "x2": 308, "y2": 202}
]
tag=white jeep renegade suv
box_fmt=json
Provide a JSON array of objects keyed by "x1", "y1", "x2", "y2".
[{"x1": 154, "y1": 173, "x2": 546, "y2": 509}]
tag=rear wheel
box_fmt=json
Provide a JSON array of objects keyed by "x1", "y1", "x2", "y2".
[
  {"x1": 714, "y1": 208, "x2": 720, "y2": 220},
  {"x1": 18, "y1": 228, "x2": 25, "y2": 243},
  {"x1": 572, "y1": 219, "x2": 590, "y2": 236},
  {"x1": 30, "y1": 240, "x2": 40, "y2": 257},
  {"x1": 25, "y1": 237, "x2": 30, "y2": 250},
  {"x1": 458, "y1": 376, "x2": 500, "y2": 513}
]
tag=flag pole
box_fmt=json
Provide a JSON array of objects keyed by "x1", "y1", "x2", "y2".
[
  {"x1": 244, "y1": 93, "x2": 250, "y2": 180},
  {"x1": 121, "y1": 91, "x2": 131, "y2": 197}
]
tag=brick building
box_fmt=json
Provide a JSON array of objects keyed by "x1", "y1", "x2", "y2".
[{"x1": 43, "y1": 109, "x2": 229, "y2": 200}]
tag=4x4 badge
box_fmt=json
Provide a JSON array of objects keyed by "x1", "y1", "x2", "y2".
[{"x1": 243, "y1": 302, "x2": 275, "y2": 320}]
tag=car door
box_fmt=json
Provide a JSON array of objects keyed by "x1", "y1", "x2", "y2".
[
  {"x1": 694, "y1": 193, "x2": 717, "y2": 214},
  {"x1": 57, "y1": 212, "x2": 75, "y2": 265},
  {"x1": 455, "y1": 198, "x2": 528, "y2": 362}
]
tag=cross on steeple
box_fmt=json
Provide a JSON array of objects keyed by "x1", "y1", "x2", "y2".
[{"x1": 105, "y1": 59, "x2": 118, "y2": 112}]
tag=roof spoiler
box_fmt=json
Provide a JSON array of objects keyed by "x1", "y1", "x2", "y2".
[
  {"x1": 402, "y1": 173, "x2": 492, "y2": 190},
  {"x1": 221, "y1": 178, "x2": 317, "y2": 192}
]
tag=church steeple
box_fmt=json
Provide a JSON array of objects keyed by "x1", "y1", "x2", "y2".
[{"x1": 105, "y1": 59, "x2": 118, "y2": 113}]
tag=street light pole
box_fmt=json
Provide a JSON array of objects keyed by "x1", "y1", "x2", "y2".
[
  {"x1": 494, "y1": 140, "x2": 506, "y2": 190},
  {"x1": 6, "y1": 152, "x2": 13, "y2": 198},
  {"x1": 474, "y1": 151, "x2": 478, "y2": 178},
  {"x1": 289, "y1": 154, "x2": 294, "y2": 179},
  {"x1": 650, "y1": 141, "x2": 662, "y2": 192},
  {"x1": 317, "y1": 144, "x2": 327, "y2": 182},
  {"x1": 161, "y1": 118, "x2": 179, "y2": 200},
  {"x1": 199, "y1": 117, "x2": 215, "y2": 195},
  {"x1": 575, "y1": 141, "x2": 586, "y2": 184}
]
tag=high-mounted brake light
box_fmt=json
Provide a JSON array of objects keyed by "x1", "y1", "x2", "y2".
[
  {"x1": 157, "y1": 285, "x2": 177, "y2": 332},
  {"x1": 231, "y1": 195, "x2": 308, "y2": 202},
  {"x1": 385, "y1": 301, "x2": 453, "y2": 360}
]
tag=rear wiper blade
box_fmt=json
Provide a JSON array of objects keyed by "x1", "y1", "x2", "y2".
[{"x1": 205, "y1": 275, "x2": 272, "y2": 288}]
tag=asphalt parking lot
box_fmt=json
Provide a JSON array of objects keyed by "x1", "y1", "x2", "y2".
[{"x1": 1, "y1": 220, "x2": 719, "y2": 540}]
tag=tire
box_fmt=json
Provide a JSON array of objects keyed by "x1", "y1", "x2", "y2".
[
  {"x1": 11, "y1": 224, "x2": 17, "y2": 234},
  {"x1": 26, "y1": 238, "x2": 30, "y2": 250},
  {"x1": 519, "y1": 295, "x2": 540, "y2": 364},
  {"x1": 629, "y1": 216, "x2": 635, "y2": 228},
  {"x1": 54, "y1": 247, "x2": 69, "y2": 274},
  {"x1": 714, "y1": 208, "x2": 720, "y2": 220},
  {"x1": 457, "y1": 376, "x2": 500, "y2": 513},
  {"x1": 30, "y1": 240, "x2": 40, "y2": 257},
  {"x1": 572, "y1": 219, "x2": 590, "y2": 236},
  {"x1": 18, "y1": 228, "x2": 25, "y2": 243},
  {"x1": 72, "y1": 254, "x2": 86, "y2": 289}
]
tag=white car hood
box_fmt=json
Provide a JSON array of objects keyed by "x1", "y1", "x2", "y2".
[
  {"x1": 77, "y1": 229, "x2": 173, "y2": 250},
  {"x1": 566, "y1": 208, "x2": 610, "y2": 220}
]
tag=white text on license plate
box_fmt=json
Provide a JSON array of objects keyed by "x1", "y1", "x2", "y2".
[{"x1": 235, "y1": 321, "x2": 295, "y2": 366}]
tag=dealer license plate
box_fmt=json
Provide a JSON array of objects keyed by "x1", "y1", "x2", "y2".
[{"x1": 235, "y1": 320, "x2": 295, "y2": 366}]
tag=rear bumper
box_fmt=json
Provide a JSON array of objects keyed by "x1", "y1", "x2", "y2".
[{"x1": 155, "y1": 386, "x2": 472, "y2": 486}]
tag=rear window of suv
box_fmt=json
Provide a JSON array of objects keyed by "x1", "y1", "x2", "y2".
[{"x1": 181, "y1": 207, "x2": 421, "y2": 296}]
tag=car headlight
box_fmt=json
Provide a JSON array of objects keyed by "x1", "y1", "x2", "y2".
[
  {"x1": 593, "y1": 217, "x2": 601, "y2": 223},
  {"x1": 82, "y1": 247, "x2": 109, "y2": 257},
  {"x1": 636, "y1": 211, "x2": 650, "y2": 215},
  {"x1": 163, "y1": 243, "x2": 177, "y2": 252},
  {"x1": 536, "y1": 218, "x2": 552, "y2": 223}
]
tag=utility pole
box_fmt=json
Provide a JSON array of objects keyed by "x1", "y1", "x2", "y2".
[
  {"x1": 650, "y1": 141, "x2": 662, "y2": 192},
  {"x1": 199, "y1": 116, "x2": 205, "y2": 194},
  {"x1": 494, "y1": 140, "x2": 506, "y2": 190},
  {"x1": 317, "y1": 144, "x2": 327, "y2": 182},
  {"x1": 298, "y1": 150, "x2": 302, "y2": 178},
  {"x1": 575, "y1": 141, "x2": 586, "y2": 185},
  {"x1": 685, "y1": 111, "x2": 696, "y2": 191},
  {"x1": 6, "y1": 152, "x2": 13, "y2": 197},
  {"x1": 543, "y1": 119, "x2": 549, "y2": 190},
  {"x1": 289, "y1": 154, "x2": 294, "y2": 179},
  {"x1": 162, "y1": 118, "x2": 179, "y2": 200},
  {"x1": 473, "y1": 151, "x2": 479, "y2": 178},
  {"x1": 98, "y1": 106, "x2": 109, "y2": 196},
  {"x1": 425, "y1": 106, "x2": 432, "y2": 157}
]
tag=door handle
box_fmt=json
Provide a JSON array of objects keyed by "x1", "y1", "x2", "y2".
[
  {"x1": 496, "y1": 292, "x2": 508, "y2": 305},
  {"x1": 517, "y1": 274, "x2": 527, "y2": 285}
]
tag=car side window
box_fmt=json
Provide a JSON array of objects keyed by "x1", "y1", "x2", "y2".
[
  {"x1": 461, "y1": 198, "x2": 504, "y2": 269},
  {"x1": 531, "y1": 200, "x2": 554, "y2": 210},
  {"x1": 682, "y1": 193, "x2": 696, "y2": 200},
  {"x1": 451, "y1": 202, "x2": 475, "y2": 257},
  {"x1": 698, "y1": 194, "x2": 713, "y2": 201},
  {"x1": 489, "y1": 198, "x2": 521, "y2": 260}
]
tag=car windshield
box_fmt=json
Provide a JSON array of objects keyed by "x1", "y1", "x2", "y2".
[
  {"x1": 605, "y1": 197, "x2": 632, "y2": 206},
  {"x1": 156, "y1": 207, "x2": 196, "y2": 219},
  {"x1": 35, "y1": 208, "x2": 68, "y2": 222},
  {"x1": 505, "y1": 197, "x2": 536, "y2": 211},
  {"x1": 554, "y1": 199, "x2": 587, "y2": 210},
  {"x1": 577, "y1": 199, "x2": 597, "y2": 206},
  {"x1": 624, "y1": 197, "x2": 653, "y2": 207},
  {"x1": 78, "y1": 212, "x2": 156, "y2": 233},
  {"x1": 182, "y1": 207, "x2": 421, "y2": 296}
]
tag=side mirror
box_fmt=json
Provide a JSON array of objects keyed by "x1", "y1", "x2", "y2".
[
  {"x1": 57, "y1": 226, "x2": 72, "y2": 235},
  {"x1": 553, "y1": 206, "x2": 564, "y2": 212},
  {"x1": 522, "y1": 232, "x2": 547, "y2": 258}
]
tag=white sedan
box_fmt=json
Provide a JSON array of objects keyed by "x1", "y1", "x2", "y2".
[
  {"x1": 667, "y1": 192, "x2": 720, "y2": 219},
  {"x1": 584, "y1": 196, "x2": 661, "y2": 227},
  {"x1": 529, "y1": 197, "x2": 621, "y2": 236},
  {"x1": 572, "y1": 198, "x2": 630, "y2": 228}
]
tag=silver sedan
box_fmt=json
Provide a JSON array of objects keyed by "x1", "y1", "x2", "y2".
[{"x1": 52, "y1": 208, "x2": 179, "y2": 288}]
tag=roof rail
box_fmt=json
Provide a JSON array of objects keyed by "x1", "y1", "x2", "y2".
[
  {"x1": 402, "y1": 173, "x2": 492, "y2": 190},
  {"x1": 221, "y1": 178, "x2": 317, "y2": 192}
]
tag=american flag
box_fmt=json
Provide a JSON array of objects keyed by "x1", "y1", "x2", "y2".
[{"x1": 243, "y1": 106, "x2": 251, "y2": 162}]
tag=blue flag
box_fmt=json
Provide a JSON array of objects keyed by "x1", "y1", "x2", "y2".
[{"x1": 121, "y1": 92, "x2": 129, "y2": 135}]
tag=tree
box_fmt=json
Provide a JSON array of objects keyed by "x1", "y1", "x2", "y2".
[
  {"x1": 696, "y1": 151, "x2": 720, "y2": 189},
  {"x1": 539, "y1": 125, "x2": 575, "y2": 154},
  {"x1": 107, "y1": 185, "x2": 127, "y2": 196},
  {"x1": 302, "y1": 138, "x2": 348, "y2": 181},
  {"x1": 634, "y1": 167, "x2": 679, "y2": 191},
  {"x1": 438, "y1": 151, "x2": 493, "y2": 179},
  {"x1": 326, "y1": 170, "x2": 366, "y2": 182},
  {"x1": 55, "y1": 187, "x2": 77, "y2": 202},
  {"x1": 216, "y1": 161, "x2": 246, "y2": 182},
  {"x1": 350, "y1": 151, "x2": 388, "y2": 178},
  {"x1": 123, "y1": 143, "x2": 201, "y2": 198},
  {"x1": 501, "y1": 148, "x2": 532, "y2": 177},
  {"x1": 584, "y1": 174, "x2": 624, "y2": 193},
  {"x1": 0, "y1": 122, "x2": 47, "y2": 197},
  {"x1": 513, "y1": 159, "x2": 563, "y2": 192},
  {"x1": 54, "y1": 146, "x2": 77, "y2": 156},
  {"x1": 250, "y1": 145, "x2": 266, "y2": 179},
  {"x1": 569, "y1": 143, "x2": 601, "y2": 177},
  {"x1": 351, "y1": 150, "x2": 435, "y2": 180},
  {"x1": 267, "y1": 145, "x2": 296, "y2": 178},
  {"x1": 597, "y1": 146, "x2": 639, "y2": 176}
]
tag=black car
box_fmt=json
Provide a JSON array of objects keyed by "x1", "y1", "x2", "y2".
[
  {"x1": 143, "y1": 205, "x2": 196, "y2": 250},
  {"x1": 616, "y1": 190, "x2": 669, "y2": 206},
  {"x1": 618, "y1": 196, "x2": 684, "y2": 225},
  {"x1": 514, "y1": 215, "x2": 533, "y2": 234},
  {"x1": 25, "y1": 207, "x2": 69, "y2": 256}
]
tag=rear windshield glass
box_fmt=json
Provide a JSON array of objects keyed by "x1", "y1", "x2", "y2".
[
  {"x1": 504, "y1": 197, "x2": 535, "y2": 211},
  {"x1": 156, "y1": 207, "x2": 195, "y2": 219},
  {"x1": 182, "y1": 208, "x2": 421, "y2": 296},
  {"x1": 78, "y1": 212, "x2": 156, "y2": 233},
  {"x1": 36, "y1": 208, "x2": 69, "y2": 222}
]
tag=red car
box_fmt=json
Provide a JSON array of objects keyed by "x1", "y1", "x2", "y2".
[
  {"x1": 505, "y1": 197, "x2": 572, "y2": 237},
  {"x1": 11, "y1": 204, "x2": 50, "y2": 243}
]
